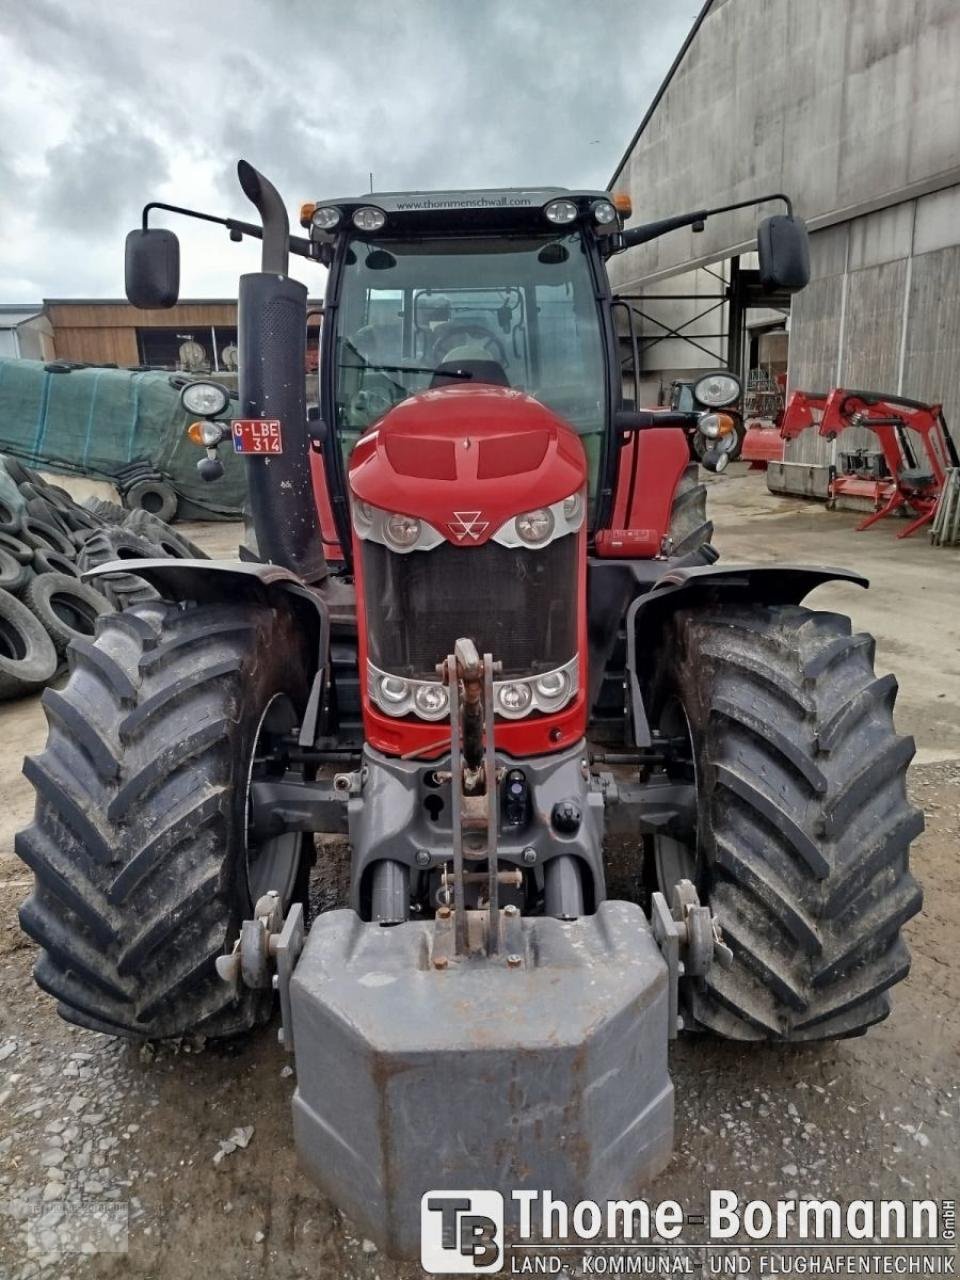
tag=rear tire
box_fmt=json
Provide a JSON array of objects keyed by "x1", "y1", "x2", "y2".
[
  {"x1": 16, "y1": 599, "x2": 313, "y2": 1040},
  {"x1": 651, "y1": 603, "x2": 922, "y2": 1040}
]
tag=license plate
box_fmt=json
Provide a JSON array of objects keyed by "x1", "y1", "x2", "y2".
[{"x1": 231, "y1": 419, "x2": 283, "y2": 454}]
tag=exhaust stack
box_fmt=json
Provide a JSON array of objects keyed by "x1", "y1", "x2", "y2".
[{"x1": 236, "y1": 160, "x2": 327, "y2": 583}]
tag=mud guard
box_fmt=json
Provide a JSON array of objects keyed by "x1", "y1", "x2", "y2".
[
  {"x1": 83, "y1": 558, "x2": 330, "y2": 743},
  {"x1": 625, "y1": 562, "x2": 868, "y2": 746},
  {"x1": 82, "y1": 556, "x2": 325, "y2": 626}
]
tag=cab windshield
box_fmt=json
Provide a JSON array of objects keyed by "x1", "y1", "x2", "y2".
[{"x1": 332, "y1": 232, "x2": 607, "y2": 496}]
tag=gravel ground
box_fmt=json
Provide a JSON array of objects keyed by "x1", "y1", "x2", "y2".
[{"x1": 0, "y1": 501, "x2": 957, "y2": 1278}]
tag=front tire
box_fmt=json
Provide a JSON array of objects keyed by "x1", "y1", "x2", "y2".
[
  {"x1": 667, "y1": 463, "x2": 713, "y2": 557},
  {"x1": 651, "y1": 603, "x2": 923, "y2": 1040},
  {"x1": 16, "y1": 598, "x2": 313, "y2": 1040}
]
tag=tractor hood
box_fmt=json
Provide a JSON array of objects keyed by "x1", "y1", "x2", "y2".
[{"x1": 347, "y1": 384, "x2": 586, "y2": 545}]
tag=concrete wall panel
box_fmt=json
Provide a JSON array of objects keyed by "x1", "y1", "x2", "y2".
[
  {"x1": 902, "y1": 245, "x2": 960, "y2": 435},
  {"x1": 608, "y1": 0, "x2": 960, "y2": 290},
  {"x1": 914, "y1": 184, "x2": 960, "y2": 256},
  {"x1": 808, "y1": 224, "x2": 850, "y2": 280},
  {"x1": 788, "y1": 276, "x2": 844, "y2": 394},
  {"x1": 847, "y1": 203, "x2": 914, "y2": 271},
  {"x1": 841, "y1": 260, "x2": 908, "y2": 389}
]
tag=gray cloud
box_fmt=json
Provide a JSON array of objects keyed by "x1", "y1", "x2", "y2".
[
  {"x1": 0, "y1": 0, "x2": 694, "y2": 298},
  {"x1": 41, "y1": 122, "x2": 170, "y2": 237}
]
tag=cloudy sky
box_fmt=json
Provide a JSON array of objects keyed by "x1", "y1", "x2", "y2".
[{"x1": 0, "y1": 0, "x2": 695, "y2": 301}]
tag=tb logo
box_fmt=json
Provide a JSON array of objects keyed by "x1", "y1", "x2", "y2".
[{"x1": 420, "y1": 1190, "x2": 504, "y2": 1273}]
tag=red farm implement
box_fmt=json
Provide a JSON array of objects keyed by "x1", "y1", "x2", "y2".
[{"x1": 780, "y1": 387, "x2": 960, "y2": 538}]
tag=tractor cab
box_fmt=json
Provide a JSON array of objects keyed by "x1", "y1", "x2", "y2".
[{"x1": 305, "y1": 188, "x2": 622, "y2": 553}]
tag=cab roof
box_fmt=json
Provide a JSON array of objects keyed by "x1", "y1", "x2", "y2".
[{"x1": 305, "y1": 187, "x2": 618, "y2": 236}]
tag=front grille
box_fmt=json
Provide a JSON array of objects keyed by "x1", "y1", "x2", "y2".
[{"x1": 362, "y1": 534, "x2": 578, "y2": 680}]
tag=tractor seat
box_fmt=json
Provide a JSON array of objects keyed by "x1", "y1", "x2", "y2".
[
  {"x1": 899, "y1": 468, "x2": 936, "y2": 487},
  {"x1": 430, "y1": 358, "x2": 509, "y2": 388}
]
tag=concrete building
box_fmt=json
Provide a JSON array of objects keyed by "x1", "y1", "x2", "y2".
[{"x1": 607, "y1": 0, "x2": 960, "y2": 459}]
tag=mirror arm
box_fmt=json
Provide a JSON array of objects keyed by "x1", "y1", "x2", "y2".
[
  {"x1": 619, "y1": 191, "x2": 794, "y2": 250},
  {"x1": 702, "y1": 191, "x2": 793, "y2": 218},
  {"x1": 140, "y1": 202, "x2": 316, "y2": 262}
]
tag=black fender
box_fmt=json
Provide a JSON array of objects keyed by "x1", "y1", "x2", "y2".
[
  {"x1": 84, "y1": 555, "x2": 329, "y2": 675},
  {"x1": 624, "y1": 562, "x2": 868, "y2": 746},
  {"x1": 83, "y1": 557, "x2": 334, "y2": 747},
  {"x1": 83, "y1": 556, "x2": 325, "y2": 624}
]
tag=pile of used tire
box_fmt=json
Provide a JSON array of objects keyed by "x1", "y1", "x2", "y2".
[{"x1": 0, "y1": 456, "x2": 207, "y2": 701}]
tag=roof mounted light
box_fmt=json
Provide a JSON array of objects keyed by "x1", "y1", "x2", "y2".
[
  {"x1": 544, "y1": 199, "x2": 578, "y2": 225},
  {"x1": 592, "y1": 199, "x2": 618, "y2": 226},
  {"x1": 311, "y1": 205, "x2": 342, "y2": 232},
  {"x1": 353, "y1": 206, "x2": 386, "y2": 232}
]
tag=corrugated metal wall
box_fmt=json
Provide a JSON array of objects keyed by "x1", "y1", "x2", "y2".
[{"x1": 786, "y1": 183, "x2": 960, "y2": 463}]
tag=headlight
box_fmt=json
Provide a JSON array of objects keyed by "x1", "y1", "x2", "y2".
[
  {"x1": 384, "y1": 512, "x2": 422, "y2": 549},
  {"x1": 497, "y1": 682, "x2": 533, "y2": 716},
  {"x1": 592, "y1": 200, "x2": 618, "y2": 225},
  {"x1": 544, "y1": 199, "x2": 578, "y2": 225},
  {"x1": 562, "y1": 491, "x2": 583, "y2": 525},
  {"x1": 180, "y1": 381, "x2": 230, "y2": 418},
  {"x1": 515, "y1": 507, "x2": 555, "y2": 545},
  {"x1": 413, "y1": 684, "x2": 449, "y2": 719},
  {"x1": 693, "y1": 372, "x2": 741, "y2": 408},
  {"x1": 353, "y1": 206, "x2": 386, "y2": 232},
  {"x1": 311, "y1": 206, "x2": 342, "y2": 231},
  {"x1": 379, "y1": 675, "x2": 409, "y2": 705},
  {"x1": 352, "y1": 499, "x2": 374, "y2": 529},
  {"x1": 534, "y1": 669, "x2": 570, "y2": 702}
]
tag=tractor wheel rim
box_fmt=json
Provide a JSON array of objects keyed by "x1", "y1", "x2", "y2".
[{"x1": 244, "y1": 692, "x2": 303, "y2": 908}]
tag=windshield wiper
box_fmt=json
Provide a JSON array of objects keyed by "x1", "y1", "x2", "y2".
[{"x1": 338, "y1": 360, "x2": 472, "y2": 380}]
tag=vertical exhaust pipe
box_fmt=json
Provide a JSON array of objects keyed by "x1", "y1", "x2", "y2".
[{"x1": 236, "y1": 160, "x2": 327, "y2": 583}]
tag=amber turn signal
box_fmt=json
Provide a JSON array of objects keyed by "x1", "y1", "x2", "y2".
[
  {"x1": 299, "y1": 202, "x2": 317, "y2": 229},
  {"x1": 187, "y1": 421, "x2": 226, "y2": 447},
  {"x1": 611, "y1": 192, "x2": 633, "y2": 217}
]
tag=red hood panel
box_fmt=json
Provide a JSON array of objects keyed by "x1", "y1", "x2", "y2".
[{"x1": 348, "y1": 385, "x2": 586, "y2": 543}]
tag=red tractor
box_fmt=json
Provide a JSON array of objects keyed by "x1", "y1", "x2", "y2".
[{"x1": 16, "y1": 163, "x2": 921, "y2": 1257}]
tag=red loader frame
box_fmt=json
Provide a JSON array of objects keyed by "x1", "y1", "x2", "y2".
[{"x1": 780, "y1": 387, "x2": 960, "y2": 538}]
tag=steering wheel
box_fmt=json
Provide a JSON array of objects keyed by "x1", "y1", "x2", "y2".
[
  {"x1": 431, "y1": 322, "x2": 508, "y2": 367},
  {"x1": 348, "y1": 374, "x2": 398, "y2": 426}
]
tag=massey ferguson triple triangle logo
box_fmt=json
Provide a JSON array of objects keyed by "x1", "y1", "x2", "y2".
[{"x1": 448, "y1": 511, "x2": 489, "y2": 541}]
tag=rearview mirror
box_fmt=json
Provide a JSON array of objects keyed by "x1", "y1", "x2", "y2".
[
  {"x1": 124, "y1": 228, "x2": 180, "y2": 309},
  {"x1": 757, "y1": 214, "x2": 810, "y2": 292}
]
